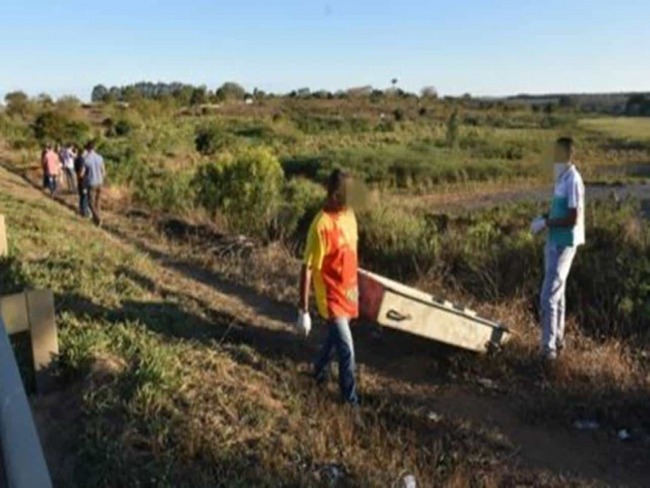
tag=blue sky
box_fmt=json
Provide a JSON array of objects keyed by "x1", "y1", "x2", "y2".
[{"x1": 1, "y1": 0, "x2": 648, "y2": 100}]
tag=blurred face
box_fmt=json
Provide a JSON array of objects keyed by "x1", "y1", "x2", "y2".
[
  {"x1": 335, "y1": 177, "x2": 351, "y2": 208},
  {"x1": 553, "y1": 143, "x2": 572, "y2": 163}
]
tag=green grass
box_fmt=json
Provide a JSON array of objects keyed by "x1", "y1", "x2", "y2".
[
  {"x1": 579, "y1": 117, "x2": 650, "y2": 141},
  {"x1": 3, "y1": 133, "x2": 650, "y2": 485},
  {"x1": 2, "y1": 169, "x2": 581, "y2": 487}
]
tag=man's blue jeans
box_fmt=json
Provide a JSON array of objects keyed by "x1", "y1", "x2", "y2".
[
  {"x1": 78, "y1": 187, "x2": 90, "y2": 217},
  {"x1": 314, "y1": 317, "x2": 359, "y2": 405},
  {"x1": 540, "y1": 241, "x2": 577, "y2": 355}
]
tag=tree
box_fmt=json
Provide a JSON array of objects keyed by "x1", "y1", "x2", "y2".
[
  {"x1": 172, "y1": 85, "x2": 194, "y2": 105},
  {"x1": 296, "y1": 87, "x2": 311, "y2": 98},
  {"x1": 420, "y1": 86, "x2": 438, "y2": 98},
  {"x1": 122, "y1": 86, "x2": 144, "y2": 103},
  {"x1": 558, "y1": 95, "x2": 577, "y2": 109},
  {"x1": 625, "y1": 94, "x2": 650, "y2": 116},
  {"x1": 311, "y1": 90, "x2": 330, "y2": 99},
  {"x1": 4, "y1": 91, "x2": 29, "y2": 117},
  {"x1": 91, "y1": 84, "x2": 109, "y2": 103},
  {"x1": 215, "y1": 82, "x2": 246, "y2": 102},
  {"x1": 190, "y1": 86, "x2": 208, "y2": 106},
  {"x1": 369, "y1": 89, "x2": 384, "y2": 103},
  {"x1": 346, "y1": 86, "x2": 372, "y2": 97},
  {"x1": 253, "y1": 87, "x2": 267, "y2": 99},
  {"x1": 36, "y1": 93, "x2": 54, "y2": 107},
  {"x1": 56, "y1": 95, "x2": 81, "y2": 115}
]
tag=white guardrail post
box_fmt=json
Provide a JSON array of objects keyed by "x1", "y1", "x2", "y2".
[{"x1": 0, "y1": 316, "x2": 53, "y2": 488}]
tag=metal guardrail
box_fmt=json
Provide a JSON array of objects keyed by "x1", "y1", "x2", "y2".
[{"x1": 0, "y1": 316, "x2": 53, "y2": 488}]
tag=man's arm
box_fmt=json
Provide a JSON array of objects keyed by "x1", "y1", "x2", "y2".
[
  {"x1": 298, "y1": 264, "x2": 312, "y2": 312},
  {"x1": 546, "y1": 208, "x2": 577, "y2": 228}
]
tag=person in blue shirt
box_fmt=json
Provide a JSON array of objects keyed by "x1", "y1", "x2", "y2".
[
  {"x1": 539, "y1": 137, "x2": 585, "y2": 361},
  {"x1": 82, "y1": 141, "x2": 106, "y2": 226}
]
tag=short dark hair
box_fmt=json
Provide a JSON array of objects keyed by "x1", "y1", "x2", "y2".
[
  {"x1": 327, "y1": 169, "x2": 350, "y2": 204},
  {"x1": 556, "y1": 137, "x2": 574, "y2": 152},
  {"x1": 86, "y1": 140, "x2": 96, "y2": 151}
]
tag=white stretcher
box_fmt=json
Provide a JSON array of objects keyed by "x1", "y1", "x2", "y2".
[{"x1": 358, "y1": 269, "x2": 510, "y2": 353}]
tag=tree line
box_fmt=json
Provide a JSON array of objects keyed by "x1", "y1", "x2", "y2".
[{"x1": 89, "y1": 82, "x2": 441, "y2": 105}]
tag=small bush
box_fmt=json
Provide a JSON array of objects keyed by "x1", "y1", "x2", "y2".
[
  {"x1": 195, "y1": 147, "x2": 284, "y2": 237},
  {"x1": 274, "y1": 178, "x2": 325, "y2": 242},
  {"x1": 195, "y1": 123, "x2": 232, "y2": 155},
  {"x1": 115, "y1": 119, "x2": 135, "y2": 137},
  {"x1": 98, "y1": 138, "x2": 144, "y2": 185},
  {"x1": 133, "y1": 168, "x2": 196, "y2": 214},
  {"x1": 32, "y1": 111, "x2": 90, "y2": 144}
]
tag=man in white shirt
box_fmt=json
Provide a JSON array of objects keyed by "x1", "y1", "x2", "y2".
[
  {"x1": 60, "y1": 144, "x2": 76, "y2": 191},
  {"x1": 540, "y1": 137, "x2": 585, "y2": 361}
]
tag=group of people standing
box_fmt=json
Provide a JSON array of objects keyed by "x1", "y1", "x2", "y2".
[{"x1": 41, "y1": 141, "x2": 106, "y2": 226}]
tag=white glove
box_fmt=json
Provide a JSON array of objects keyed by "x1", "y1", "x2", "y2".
[
  {"x1": 296, "y1": 311, "x2": 312, "y2": 337},
  {"x1": 530, "y1": 216, "x2": 547, "y2": 235}
]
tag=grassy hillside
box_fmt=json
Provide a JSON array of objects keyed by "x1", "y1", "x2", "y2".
[{"x1": 0, "y1": 167, "x2": 574, "y2": 486}]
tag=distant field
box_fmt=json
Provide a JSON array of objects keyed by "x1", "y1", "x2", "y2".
[{"x1": 579, "y1": 117, "x2": 650, "y2": 141}]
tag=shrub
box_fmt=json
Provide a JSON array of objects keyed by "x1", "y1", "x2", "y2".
[
  {"x1": 32, "y1": 111, "x2": 90, "y2": 144},
  {"x1": 195, "y1": 123, "x2": 232, "y2": 155},
  {"x1": 97, "y1": 138, "x2": 144, "y2": 185},
  {"x1": 274, "y1": 178, "x2": 325, "y2": 242},
  {"x1": 215, "y1": 82, "x2": 246, "y2": 102},
  {"x1": 393, "y1": 108, "x2": 405, "y2": 122},
  {"x1": 115, "y1": 119, "x2": 135, "y2": 137},
  {"x1": 102, "y1": 117, "x2": 115, "y2": 137},
  {"x1": 359, "y1": 205, "x2": 439, "y2": 281},
  {"x1": 133, "y1": 168, "x2": 195, "y2": 214},
  {"x1": 194, "y1": 147, "x2": 284, "y2": 238},
  {"x1": 0, "y1": 114, "x2": 36, "y2": 149}
]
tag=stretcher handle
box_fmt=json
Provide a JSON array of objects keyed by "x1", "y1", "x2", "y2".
[{"x1": 386, "y1": 309, "x2": 412, "y2": 322}]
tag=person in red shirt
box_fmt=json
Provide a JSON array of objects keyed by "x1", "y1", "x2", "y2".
[
  {"x1": 41, "y1": 144, "x2": 61, "y2": 197},
  {"x1": 299, "y1": 169, "x2": 359, "y2": 405}
]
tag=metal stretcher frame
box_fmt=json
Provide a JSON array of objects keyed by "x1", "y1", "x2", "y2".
[{"x1": 358, "y1": 269, "x2": 510, "y2": 353}]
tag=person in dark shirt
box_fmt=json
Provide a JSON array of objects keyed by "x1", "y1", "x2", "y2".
[{"x1": 73, "y1": 145, "x2": 89, "y2": 217}]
